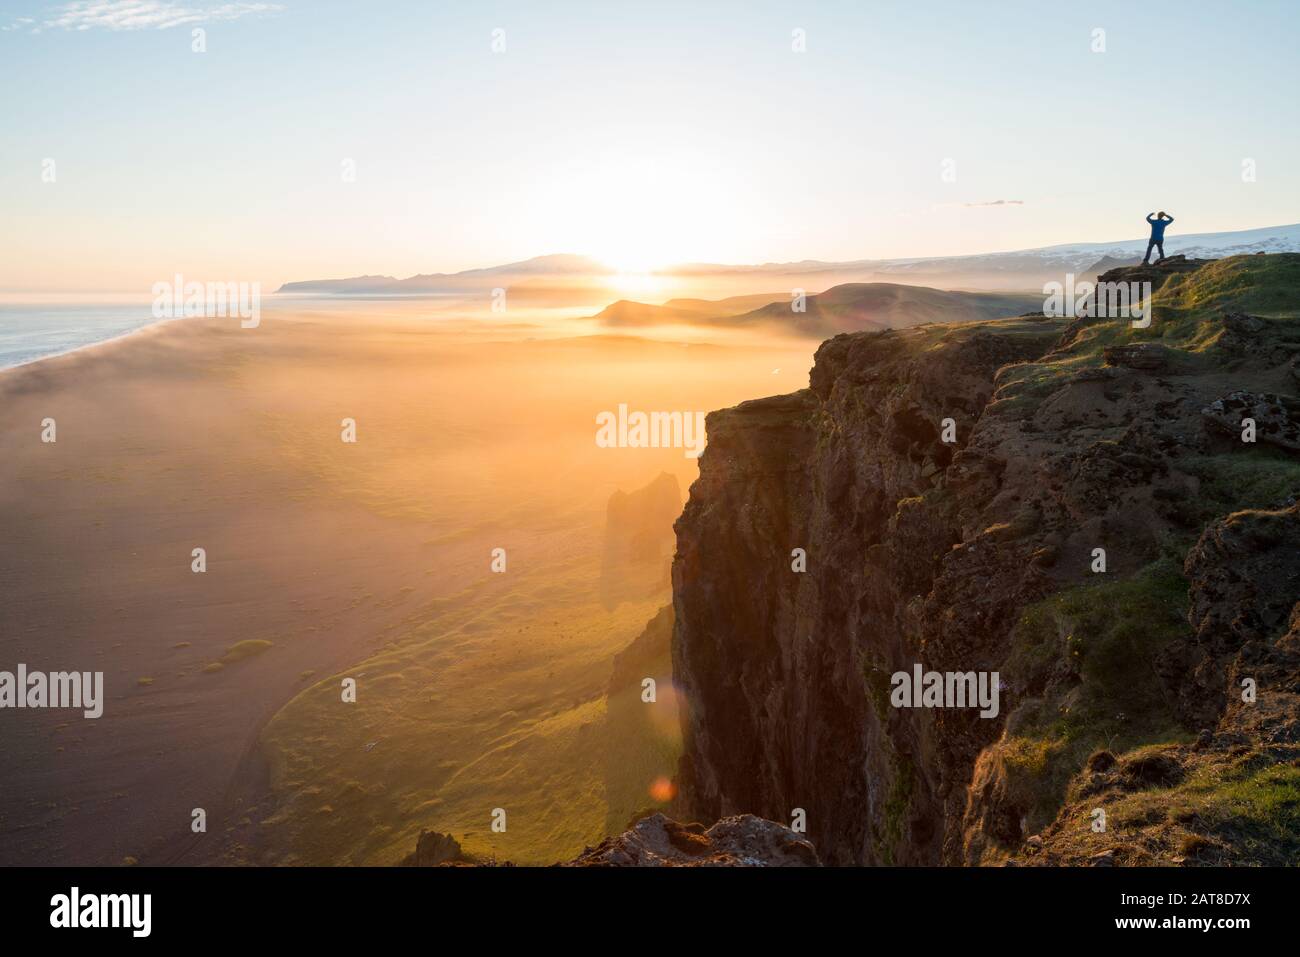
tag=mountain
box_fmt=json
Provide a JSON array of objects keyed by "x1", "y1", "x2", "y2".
[
  {"x1": 1079, "y1": 254, "x2": 1142, "y2": 281},
  {"x1": 723, "y1": 283, "x2": 1043, "y2": 336},
  {"x1": 276, "y1": 223, "x2": 1300, "y2": 296},
  {"x1": 591, "y1": 293, "x2": 785, "y2": 326},
  {"x1": 670, "y1": 253, "x2": 1300, "y2": 865},
  {"x1": 276, "y1": 254, "x2": 611, "y2": 294},
  {"x1": 589, "y1": 283, "x2": 1042, "y2": 337}
]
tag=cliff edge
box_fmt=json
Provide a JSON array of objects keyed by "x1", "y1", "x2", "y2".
[{"x1": 671, "y1": 253, "x2": 1300, "y2": 865}]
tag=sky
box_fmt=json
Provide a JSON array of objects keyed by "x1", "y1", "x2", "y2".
[{"x1": 2, "y1": 0, "x2": 1299, "y2": 292}]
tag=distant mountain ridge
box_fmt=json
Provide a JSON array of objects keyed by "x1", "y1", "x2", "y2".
[
  {"x1": 588, "y1": 283, "x2": 1043, "y2": 337},
  {"x1": 277, "y1": 254, "x2": 612, "y2": 295},
  {"x1": 276, "y1": 223, "x2": 1300, "y2": 295}
]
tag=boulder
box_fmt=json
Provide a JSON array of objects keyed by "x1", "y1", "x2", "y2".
[{"x1": 565, "y1": 813, "x2": 820, "y2": 867}]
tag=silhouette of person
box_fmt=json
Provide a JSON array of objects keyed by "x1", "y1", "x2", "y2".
[{"x1": 1143, "y1": 211, "x2": 1174, "y2": 264}]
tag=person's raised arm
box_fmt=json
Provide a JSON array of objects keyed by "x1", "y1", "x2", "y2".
[
  {"x1": 1147, "y1": 213, "x2": 1157, "y2": 224},
  {"x1": 1164, "y1": 213, "x2": 1174, "y2": 223}
]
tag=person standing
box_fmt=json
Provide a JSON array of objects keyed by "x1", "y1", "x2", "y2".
[{"x1": 1143, "y1": 211, "x2": 1174, "y2": 264}]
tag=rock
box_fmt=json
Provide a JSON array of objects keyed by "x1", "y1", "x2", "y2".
[
  {"x1": 1071, "y1": 366, "x2": 1116, "y2": 383},
  {"x1": 1103, "y1": 342, "x2": 1173, "y2": 372},
  {"x1": 402, "y1": 830, "x2": 466, "y2": 867},
  {"x1": 1201, "y1": 390, "x2": 1300, "y2": 451},
  {"x1": 565, "y1": 813, "x2": 820, "y2": 867},
  {"x1": 1184, "y1": 504, "x2": 1300, "y2": 650},
  {"x1": 673, "y1": 320, "x2": 1061, "y2": 865},
  {"x1": 1096, "y1": 256, "x2": 1214, "y2": 288}
]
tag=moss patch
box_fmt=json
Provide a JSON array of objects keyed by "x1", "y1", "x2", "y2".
[{"x1": 995, "y1": 558, "x2": 1194, "y2": 833}]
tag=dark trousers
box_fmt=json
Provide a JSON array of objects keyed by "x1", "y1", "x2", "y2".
[{"x1": 1143, "y1": 238, "x2": 1165, "y2": 264}]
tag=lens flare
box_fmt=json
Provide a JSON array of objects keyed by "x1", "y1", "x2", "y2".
[{"x1": 649, "y1": 777, "x2": 677, "y2": 803}]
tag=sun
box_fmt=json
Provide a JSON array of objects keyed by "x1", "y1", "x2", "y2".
[
  {"x1": 605, "y1": 266, "x2": 666, "y2": 298},
  {"x1": 597, "y1": 244, "x2": 674, "y2": 277},
  {"x1": 594, "y1": 242, "x2": 676, "y2": 296}
]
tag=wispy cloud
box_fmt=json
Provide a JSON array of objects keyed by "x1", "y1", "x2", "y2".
[
  {"x1": 6, "y1": 1, "x2": 282, "y2": 33},
  {"x1": 964, "y1": 199, "x2": 1024, "y2": 208}
]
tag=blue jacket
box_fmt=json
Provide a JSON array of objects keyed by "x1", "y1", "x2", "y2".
[{"x1": 1147, "y1": 214, "x2": 1173, "y2": 240}]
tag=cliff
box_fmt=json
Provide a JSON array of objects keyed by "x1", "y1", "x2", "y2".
[
  {"x1": 671, "y1": 253, "x2": 1300, "y2": 865},
  {"x1": 599, "y1": 472, "x2": 681, "y2": 609}
]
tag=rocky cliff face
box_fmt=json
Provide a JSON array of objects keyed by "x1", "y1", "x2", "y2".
[{"x1": 671, "y1": 254, "x2": 1300, "y2": 865}]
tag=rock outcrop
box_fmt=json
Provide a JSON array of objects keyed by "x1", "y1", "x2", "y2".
[
  {"x1": 403, "y1": 812, "x2": 820, "y2": 867},
  {"x1": 670, "y1": 254, "x2": 1300, "y2": 865},
  {"x1": 565, "y1": 813, "x2": 820, "y2": 867},
  {"x1": 401, "y1": 830, "x2": 469, "y2": 867},
  {"x1": 1201, "y1": 390, "x2": 1300, "y2": 450},
  {"x1": 1020, "y1": 506, "x2": 1300, "y2": 866}
]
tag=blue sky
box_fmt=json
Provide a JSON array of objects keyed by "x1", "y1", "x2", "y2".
[{"x1": 2, "y1": 0, "x2": 1298, "y2": 291}]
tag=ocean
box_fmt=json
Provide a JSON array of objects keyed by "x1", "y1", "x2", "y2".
[{"x1": 0, "y1": 302, "x2": 165, "y2": 370}]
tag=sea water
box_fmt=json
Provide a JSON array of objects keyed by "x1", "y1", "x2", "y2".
[{"x1": 0, "y1": 302, "x2": 163, "y2": 370}]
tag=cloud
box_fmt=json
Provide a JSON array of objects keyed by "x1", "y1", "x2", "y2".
[
  {"x1": 11, "y1": 1, "x2": 282, "y2": 33},
  {"x1": 963, "y1": 199, "x2": 1024, "y2": 208}
]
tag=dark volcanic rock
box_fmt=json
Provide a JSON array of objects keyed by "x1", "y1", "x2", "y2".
[
  {"x1": 1103, "y1": 342, "x2": 1173, "y2": 372},
  {"x1": 565, "y1": 813, "x2": 820, "y2": 867},
  {"x1": 672, "y1": 318, "x2": 1063, "y2": 865},
  {"x1": 1185, "y1": 504, "x2": 1300, "y2": 650},
  {"x1": 1201, "y1": 390, "x2": 1300, "y2": 451},
  {"x1": 1096, "y1": 255, "x2": 1213, "y2": 287},
  {"x1": 401, "y1": 830, "x2": 467, "y2": 867}
]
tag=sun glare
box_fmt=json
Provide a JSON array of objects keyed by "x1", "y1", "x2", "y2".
[
  {"x1": 596, "y1": 242, "x2": 675, "y2": 276},
  {"x1": 606, "y1": 267, "x2": 667, "y2": 298}
]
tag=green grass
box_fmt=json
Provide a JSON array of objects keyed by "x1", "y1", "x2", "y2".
[
  {"x1": 1149, "y1": 444, "x2": 1300, "y2": 534},
  {"x1": 1191, "y1": 762, "x2": 1300, "y2": 861},
  {"x1": 995, "y1": 558, "x2": 1194, "y2": 832},
  {"x1": 1185, "y1": 448, "x2": 1300, "y2": 512},
  {"x1": 257, "y1": 553, "x2": 676, "y2": 865},
  {"x1": 1001, "y1": 254, "x2": 1300, "y2": 398},
  {"x1": 602, "y1": 661, "x2": 682, "y2": 835},
  {"x1": 1153, "y1": 253, "x2": 1300, "y2": 321},
  {"x1": 882, "y1": 753, "x2": 914, "y2": 850},
  {"x1": 1106, "y1": 757, "x2": 1300, "y2": 865}
]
